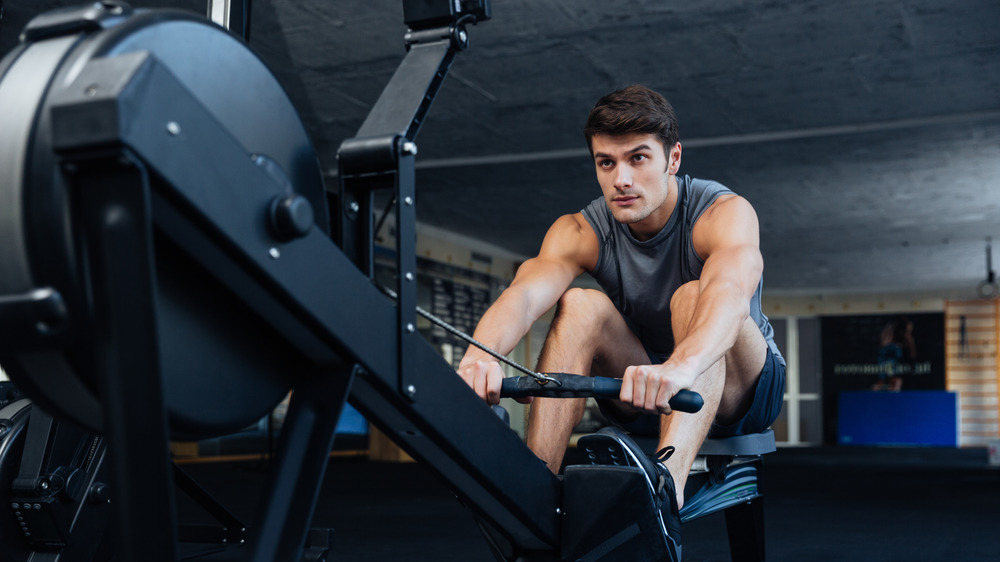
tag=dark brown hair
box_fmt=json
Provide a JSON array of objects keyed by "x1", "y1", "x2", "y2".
[{"x1": 584, "y1": 85, "x2": 679, "y2": 155}]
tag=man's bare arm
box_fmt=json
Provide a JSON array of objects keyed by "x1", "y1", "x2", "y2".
[
  {"x1": 667, "y1": 195, "x2": 763, "y2": 377},
  {"x1": 621, "y1": 195, "x2": 764, "y2": 412},
  {"x1": 458, "y1": 213, "x2": 598, "y2": 403}
]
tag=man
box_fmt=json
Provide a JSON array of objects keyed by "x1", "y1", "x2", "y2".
[{"x1": 457, "y1": 85, "x2": 785, "y2": 558}]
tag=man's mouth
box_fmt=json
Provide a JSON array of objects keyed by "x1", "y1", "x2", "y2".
[{"x1": 613, "y1": 195, "x2": 638, "y2": 206}]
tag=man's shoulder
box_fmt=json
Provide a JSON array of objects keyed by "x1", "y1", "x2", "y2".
[
  {"x1": 687, "y1": 175, "x2": 757, "y2": 243},
  {"x1": 552, "y1": 212, "x2": 597, "y2": 238},
  {"x1": 682, "y1": 176, "x2": 737, "y2": 229},
  {"x1": 683, "y1": 175, "x2": 733, "y2": 197},
  {"x1": 579, "y1": 196, "x2": 611, "y2": 233},
  {"x1": 537, "y1": 213, "x2": 600, "y2": 272}
]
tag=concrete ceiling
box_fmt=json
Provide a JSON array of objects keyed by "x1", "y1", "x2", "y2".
[{"x1": 3, "y1": 0, "x2": 999, "y2": 296}]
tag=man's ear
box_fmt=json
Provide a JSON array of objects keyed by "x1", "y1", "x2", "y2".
[{"x1": 668, "y1": 142, "x2": 682, "y2": 174}]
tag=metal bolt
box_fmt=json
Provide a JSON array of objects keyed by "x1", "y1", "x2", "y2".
[
  {"x1": 348, "y1": 201, "x2": 360, "y2": 213},
  {"x1": 166, "y1": 122, "x2": 181, "y2": 136},
  {"x1": 458, "y1": 30, "x2": 468, "y2": 44},
  {"x1": 402, "y1": 142, "x2": 418, "y2": 156},
  {"x1": 39, "y1": 481, "x2": 49, "y2": 491},
  {"x1": 404, "y1": 272, "x2": 414, "y2": 282},
  {"x1": 555, "y1": 507, "x2": 562, "y2": 514},
  {"x1": 35, "y1": 321, "x2": 50, "y2": 335},
  {"x1": 84, "y1": 84, "x2": 99, "y2": 97},
  {"x1": 403, "y1": 196, "x2": 414, "y2": 206},
  {"x1": 268, "y1": 248, "x2": 280, "y2": 259},
  {"x1": 406, "y1": 323, "x2": 415, "y2": 333},
  {"x1": 406, "y1": 385, "x2": 416, "y2": 396}
]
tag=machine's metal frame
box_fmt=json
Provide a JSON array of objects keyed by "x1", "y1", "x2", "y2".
[{"x1": 0, "y1": 1, "x2": 563, "y2": 560}]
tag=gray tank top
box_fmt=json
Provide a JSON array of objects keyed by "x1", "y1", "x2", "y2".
[{"x1": 581, "y1": 175, "x2": 784, "y2": 365}]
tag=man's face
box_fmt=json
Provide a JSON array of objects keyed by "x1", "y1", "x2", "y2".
[{"x1": 591, "y1": 133, "x2": 680, "y2": 239}]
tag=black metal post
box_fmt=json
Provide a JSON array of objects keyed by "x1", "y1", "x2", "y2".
[
  {"x1": 725, "y1": 497, "x2": 766, "y2": 562},
  {"x1": 248, "y1": 364, "x2": 357, "y2": 562},
  {"x1": 72, "y1": 154, "x2": 178, "y2": 561},
  {"x1": 396, "y1": 140, "x2": 419, "y2": 399},
  {"x1": 337, "y1": 18, "x2": 464, "y2": 268}
]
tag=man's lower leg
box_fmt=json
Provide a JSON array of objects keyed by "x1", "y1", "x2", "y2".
[
  {"x1": 526, "y1": 397, "x2": 586, "y2": 472},
  {"x1": 657, "y1": 357, "x2": 725, "y2": 509}
]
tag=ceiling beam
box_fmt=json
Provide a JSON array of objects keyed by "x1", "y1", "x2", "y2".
[{"x1": 413, "y1": 109, "x2": 1000, "y2": 170}]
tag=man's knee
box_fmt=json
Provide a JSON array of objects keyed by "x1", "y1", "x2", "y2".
[
  {"x1": 669, "y1": 281, "x2": 700, "y2": 322},
  {"x1": 540, "y1": 289, "x2": 621, "y2": 370},
  {"x1": 556, "y1": 288, "x2": 613, "y2": 322}
]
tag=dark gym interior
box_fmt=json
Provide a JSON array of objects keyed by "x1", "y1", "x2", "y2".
[
  {"x1": 3, "y1": 0, "x2": 1000, "y2": 294},
  {"x1": 1, "y1": 1, "x2": 999, "y2": 561}
]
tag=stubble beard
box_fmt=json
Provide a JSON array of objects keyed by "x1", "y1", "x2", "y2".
[{"x1": 608, "y1": 196, "x2": 656, "y2": 226}]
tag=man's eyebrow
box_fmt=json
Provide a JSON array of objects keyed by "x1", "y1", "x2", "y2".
[
  {"x1": 626, "y1": 144, "x2": 653, "y2": 155},
  {"x1": 593, "y1": 144, "x2": 653, "y2": 159}
]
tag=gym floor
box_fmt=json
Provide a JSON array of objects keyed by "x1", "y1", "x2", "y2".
[{"x1": 176, "y1": 444, "x2": 1000, "y2": 561}]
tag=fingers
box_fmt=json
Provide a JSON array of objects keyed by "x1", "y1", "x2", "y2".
[
  {"x1": 485, "y1": 364, "x2": 503, "y2": 405},
  {"x1": 653, "y1": 379, "x2": 675, "y2": 414},
  {"x1": 620, "y1": 368, "x2": 634, "y2": 403},
  {"x1": 473, "y1": 366, "x2": 491, "y2": 402},
  {"x1": 621, "y1": 365, "x2": 645, "y2": 408},
  {"x1": 457, "y1": 360, "x2": 504, "y2": 405},
  {"x1": 622, "y1": 365, "x2": 676, "y2": 415}
]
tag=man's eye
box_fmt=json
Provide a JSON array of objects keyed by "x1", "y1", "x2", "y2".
[
  {"x1": 600, "y1": 159, "x2": 614, "y2": 167},
  {"x1": 633, "y1": 154, "x2": 647, "y2": 162}
]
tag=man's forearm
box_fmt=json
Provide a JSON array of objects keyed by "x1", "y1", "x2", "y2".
[
  {"x1": 666, "y1": 280, "x2": 751, "y2": 377},
  {"x1": 459, "y1": 286, "x2": 536, "y2": 366}
]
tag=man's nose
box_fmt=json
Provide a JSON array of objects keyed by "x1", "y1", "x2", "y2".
[{"x1": 614, "y1": 166, "x2": 631, "y2": 189}]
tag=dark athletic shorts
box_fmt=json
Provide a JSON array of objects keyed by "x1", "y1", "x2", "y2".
[{"x1": 596, "y1": 346, "x2": 786, "y2": 438}]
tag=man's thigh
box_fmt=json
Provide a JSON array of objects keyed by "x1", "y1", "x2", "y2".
[
  {"x1": 552, "y1": 288, "x2": 651, "y2": 377},
  {"x1": 553, "y1": 290, "x2": 653, "y2": 425}
]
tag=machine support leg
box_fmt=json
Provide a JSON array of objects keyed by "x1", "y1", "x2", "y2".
[
  {"x1": 248, "y1": 364, "x2": 357, "y2": 562},
  {"x1": 76, "y1": 155, "x2": 178, "y2": 561},
  {"x1": 724, "y1": 496, "x2": 766, "y2": 562}
]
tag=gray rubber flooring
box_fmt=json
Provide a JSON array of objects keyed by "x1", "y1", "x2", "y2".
[{"x1": 175, "y1": 445, "x2": 1000, "y2": 561}]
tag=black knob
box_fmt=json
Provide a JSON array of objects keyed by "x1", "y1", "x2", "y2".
[
  {"x1": 88, "y1": 482, "x2": 109, "y2": 504},
  {"x1": 269, "y1": 194, "x2": 314, "y2": 241}
]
